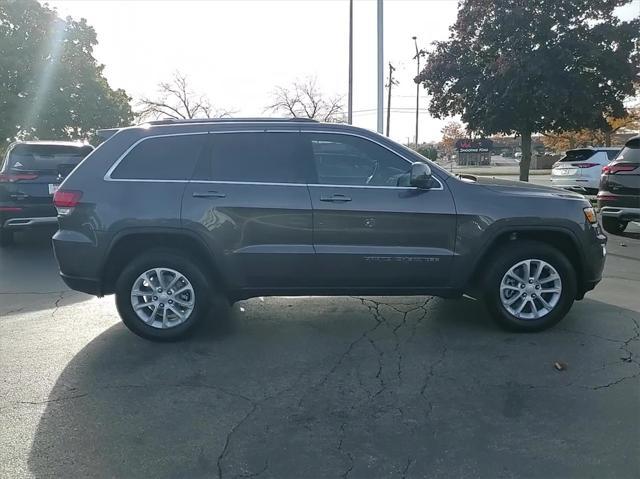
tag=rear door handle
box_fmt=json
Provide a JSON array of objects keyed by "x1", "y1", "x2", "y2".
[
  {"x1": 320, "y1": 194, "x2": 352, "y2": 203},
  {"x1": 192, "y1": 191, "x2": 226, "y2": 198}
]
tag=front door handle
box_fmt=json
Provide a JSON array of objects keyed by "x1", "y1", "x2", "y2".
[
  {"x1": 320, "y1": 194, "x2": 352, "y2": 203},
  {"x1": 192, "y1": 191, "x2": 226, "y2": 198}
]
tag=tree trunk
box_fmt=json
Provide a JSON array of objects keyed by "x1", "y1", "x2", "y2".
[
  {"x1": 604, "y1": 131, "x2": 611, "y2": 147},
  {"x1": 519, "y1": 130, "x2": 532, "y2": 182}
]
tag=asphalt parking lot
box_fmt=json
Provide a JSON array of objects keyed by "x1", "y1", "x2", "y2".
[{"x1": 1, "y1": 223, "x2": 639, "y2": 479}]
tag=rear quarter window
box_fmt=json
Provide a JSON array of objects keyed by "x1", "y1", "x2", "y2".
[
  {"x1": 110, "y1": 134, "x2": 206, "y2": 180},
  {"x1": 616, "y1": 146, "x2": 640, "y2": 163}
]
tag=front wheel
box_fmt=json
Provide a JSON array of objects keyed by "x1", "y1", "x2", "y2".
[
  {"x1": 601, "y1": 217, "x2": 628, "y2": 235},
  {"x1": 115, "y1": 249, "x2": 212, "y2": 341},
  {"x1": 483, "y1": 240, "x2": 577, "y2": 332}
]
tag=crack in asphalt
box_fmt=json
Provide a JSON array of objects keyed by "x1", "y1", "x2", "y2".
[
  {"x1": 217, "y1": 402, "x2": 259, "y2": 479},
  {"x1": 337, "y1": 421, "x2": 354, "y2": 479},
  {"x1": 592, "y1": 316, "x2": 640, "y2": 390},
  {"x1": 419, "y1": 332, "x2": 448, "y2": 422},
  {"x1": 50, "y1": 291, "x2": 66, "y2": 319},
  {"x1": 401, "y1": 457, "x2": 415, "y2": 478}
]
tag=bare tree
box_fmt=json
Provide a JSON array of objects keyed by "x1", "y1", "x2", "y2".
[
  {"x1": 266, "y1": 78, "x2": 345, "y2": 122},
  {"x1": 138, "y1": 71, "x2": 234, "y2": 120}
]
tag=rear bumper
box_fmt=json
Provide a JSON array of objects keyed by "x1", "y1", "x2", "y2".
[
  {"x1": 60, "y1": 273, "x2": 103, "y2": 296},
  {"x1": 599, "y1": 206, "x2": 640, "y2": 221},
  {"x1": 52, "y1": 229, "x2": 107, "y2": 296},
  {"x1": 550, "y1": 176, "x2": 599, "y2": 191},
  {"x1": 3, "y1": 216, "x2": 58, "y2": 228}
]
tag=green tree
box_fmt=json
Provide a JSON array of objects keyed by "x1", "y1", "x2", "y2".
[
  {"x1": 416, "y1": 144, "x2": 438, "y2": 161},
  {"x1": 0, "y1": 0, "x2": 133, "y2": 145},
  {"x1": 416, "y1": 0, "x2": 639, "y2": 181}
]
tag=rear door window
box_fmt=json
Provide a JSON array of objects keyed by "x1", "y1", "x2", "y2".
[
  {"x1": 559, "y1": 149, "x2": 596, "y2": 162},
  {"x1": 110, "y1": 134, "x2": 206, "y2": 180},
  {"x1": 196, "y1": 132, "x2": 309, "y2": 184},
  {"x1": 4, "y1": 144, "x2": 93, "y2": 175}
]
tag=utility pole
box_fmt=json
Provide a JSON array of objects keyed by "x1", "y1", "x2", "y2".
[
  {"x1": 376, "y1": 0, "x2": 384, "y2": 134},
  {"x1": 347, "y1": 0, "x2": 353, "y2": 125},
  {"x1": 412, "y1": 36, "x2": 423, "y2": 147},
  {"x1": 385, "y1": 62, "x2": 397, "y2": 137}
]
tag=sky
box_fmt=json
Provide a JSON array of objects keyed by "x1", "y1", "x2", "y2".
[{"x1": 46, "y1": 0, "x2": 640, "y2": 144}]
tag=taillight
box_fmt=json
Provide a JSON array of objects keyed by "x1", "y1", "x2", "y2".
[
  {"x1": 571, "y1": 163, "x2": 598, "y2": 168},
  {"x1": 602, "y1": 164, "x2": 638, "y2": 174},
  {"x1": 0, "y1": 173, "x2": 39, "y2": 182},
  {"x1": 53, "y1": 190, "x2": 82, "y2": 216}
]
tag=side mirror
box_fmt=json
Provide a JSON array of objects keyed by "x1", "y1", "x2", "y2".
[{"x1": 410, "y1": 162, "x2": 433, "y2": 189}]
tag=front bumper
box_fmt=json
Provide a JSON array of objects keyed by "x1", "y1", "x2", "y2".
[{"x1": 60, "y1": 273, "x2": 102, "y2": 296}]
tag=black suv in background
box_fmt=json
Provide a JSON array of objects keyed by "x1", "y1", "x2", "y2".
[
  {"x1": 52, "y1": 119, "x2": 607, "y2": 341},
  {"x1": 0, "y1": 141, "x2": 94, "y2": 246},
  {"x1": 598, "y1": 135, "x2": 640, "y2": 235}
]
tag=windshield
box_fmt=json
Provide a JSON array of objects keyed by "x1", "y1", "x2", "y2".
[{"x1": 3, "y1": 144, "x2": 93, "y2": 174}]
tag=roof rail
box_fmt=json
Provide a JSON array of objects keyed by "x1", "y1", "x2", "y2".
[{"x1": 142, "y1": 117, "x2": 319, "y2": 126}]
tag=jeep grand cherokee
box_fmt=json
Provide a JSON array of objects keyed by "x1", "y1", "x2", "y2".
[{"x1": 52, "y1": 118, "x2": 607, "y2": 341}]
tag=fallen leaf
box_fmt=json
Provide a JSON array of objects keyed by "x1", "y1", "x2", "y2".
[{"x1": 554, "y1": 361, "x2": 568, "y2": 371}]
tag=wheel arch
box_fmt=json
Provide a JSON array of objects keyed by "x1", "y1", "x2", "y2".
[
  {"x1": 467, "y1": 227, "x2": 585, "y2": 298},
  {"x1": 100, "y1": 228, "x2": 227, "y2": 295}
]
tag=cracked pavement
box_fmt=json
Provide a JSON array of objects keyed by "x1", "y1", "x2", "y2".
[{"x1": 1, "y1": 227, "x2": 639, "y2": 478}]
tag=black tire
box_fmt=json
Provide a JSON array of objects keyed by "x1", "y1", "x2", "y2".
[
  {"x1": 483, "y1": 240, "x2": 577, "y2": 332},
  {"x1": 0, "y1": 229, "x2": 14, "y2": 247},
  {"x1": 601, "y1": 217, "x2": 628, "y2": 235},
  {"x1": 115, "y1": 248, "x2": 212, "y2": 341}
]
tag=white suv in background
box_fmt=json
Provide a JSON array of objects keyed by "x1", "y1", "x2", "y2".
[{"x1": 551, "y1": 147, "x2": 620, "y2": 195}]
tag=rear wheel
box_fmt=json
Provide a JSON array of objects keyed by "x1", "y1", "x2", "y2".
[
  {"x1": 483, "y1": 240, "x2": 576, "y2": 332},
  {"x1": 0, "y1": 229, "x2": 14, "y2": 247},
  {"x1": 601, "y1": 217, "x2": 628, "y2": 235},
  {"x1": 115, "y1": 249, "x2": 212, "y2": 341}
]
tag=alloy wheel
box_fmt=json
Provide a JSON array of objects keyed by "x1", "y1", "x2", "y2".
[
  {"x1": 500, "y1": 259, "x2": 562, "y2": 321},
  {"x1": 130, "y1": 267, "x2": 195, "y2": 329}
]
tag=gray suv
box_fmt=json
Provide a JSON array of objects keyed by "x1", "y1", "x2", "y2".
[{"x1": 52, "y1": 119, "x2": 607, "y2": 341}]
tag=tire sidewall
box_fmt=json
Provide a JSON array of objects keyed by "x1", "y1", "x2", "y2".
[
  {"x1": 115, "y1": 249, "x2": 211, "y2": 341},
  {"x1": 602, "y1": 217, "x2": 627, "y2": 235},
  {"x1": 484, "y1": 241, "x2": 577, "y2": 332}
]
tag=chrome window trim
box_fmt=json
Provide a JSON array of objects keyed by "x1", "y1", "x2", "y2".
[
  {"x1": 104, "y1": 128, "x2": 444, "y2": 191},
  {"x1": 301, "y1": 129, "x2": 444, "y2": 191},
  {"x1": 104, "y1": 131, "x2": 208, "y2": 181}
]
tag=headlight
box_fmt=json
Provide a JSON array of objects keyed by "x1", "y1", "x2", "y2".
[{"x1": 583, "y1": 206, "x2": 597, "y2": 224}]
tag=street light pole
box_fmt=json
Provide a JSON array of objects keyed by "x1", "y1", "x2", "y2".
[
  {"x1": 347, "y1": 0, "x2": 353, "y2": 125},
  {"x1": 412, "y1": 36, "x2": 421, "y2": 148},
  {"x1": 377, "y1": 0, "x2": 384, "y2": 134}
]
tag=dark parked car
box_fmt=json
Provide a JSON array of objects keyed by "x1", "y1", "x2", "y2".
[
  {"x1": 0, "y1": 141, "x2": 94, "y2": 246},
  {"x1": 598, "y1": 135, "x2": 640, "y2": 235},
  {"x1": 52, "y1": 119, "x2": 606, "y2": 341}
]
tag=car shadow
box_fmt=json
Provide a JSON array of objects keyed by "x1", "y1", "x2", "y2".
[
  {"x1": 26, "y1": 295, "x2": 640, "y2": 478},
  {"x1": 0, "y1": 229, "x2": 90, "y2": 316}
]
